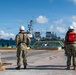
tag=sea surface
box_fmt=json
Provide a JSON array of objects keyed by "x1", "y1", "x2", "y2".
[
  {"x1": 0, "y1": 40, "x2": 16, "y2": 47},
  {"x1": 0, "y1": 38, "x2": 36, "y2": 47}
]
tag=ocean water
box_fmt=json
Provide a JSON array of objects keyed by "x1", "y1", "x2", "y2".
[
  {"x1": 0, "y1": 38, "x2": 36, "y2": 48},
  {"x1": 0, "y1": 40, "x2": 16, "y2": 47}
]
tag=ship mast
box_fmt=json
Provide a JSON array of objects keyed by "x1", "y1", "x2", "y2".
[{"x1": 28, "y1": 20, "x2": 33, "y2": 34}]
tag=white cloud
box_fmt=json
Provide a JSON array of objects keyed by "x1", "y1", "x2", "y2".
[
  {"x1": 36, "y1": 15, "x2": 49, "y2": 24},
  {"x1": 56, "y1": 27, "x2": 66, "y2": 34},
  {"x1": 70, "y1": 0, "x2": 76, "y2": 4},
  {"x1": 71, "y1": 22, "x2": 76, "y2": 29},
  {"x1": 70, "y1": 16, "x2": 76, "y2": 22},
  {"x1": 53, "y1": 19, "x2": 63, "y2": 25},
  {"x1": 49, "y1": 25, "x2": 53, "y2": 31},
  {"x1": 0, "y1": 30, "x2": 15, "y2": 40},
  {"x1": 50, "y1": 25, "x2": 53, "y2": 29}
]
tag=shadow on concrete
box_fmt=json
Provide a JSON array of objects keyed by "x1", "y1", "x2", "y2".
[
  {"x1": 6, "y1": 68, "x2": 16, "y2": 70},
  {"x1": 6, "y1": 65, "x2": 73, "y2": 70},
  {"x1": 26, "y1": 65, "x2": 67, "y2": 70},
  {"x1": 35, "y1": 65, "x2": 67, "y2": 67}
]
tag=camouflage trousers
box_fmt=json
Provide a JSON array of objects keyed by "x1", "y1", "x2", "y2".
[
  {"x1": 0, "y1": 52, "x2": 2, "y2": 67},
  {"x1": 66, "y1": 44, "x2": 76, "y2": 68},
  {"x1": 17, "y1": 50, "x2": 27, "y2": 66}
]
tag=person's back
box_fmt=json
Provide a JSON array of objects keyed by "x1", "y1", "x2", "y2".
[
  {"x1": 65, "y1": 28, "x2": 76, "y2": 44},
  {"x1": 64, "y1": 26, "x2": 76, "y2": 70},
  {"x1": 16, "y1": 32, "x2": 30, "y2": 50},
  {"x1": 15, "y1": 26, "x2": 30, "y2": 70}
]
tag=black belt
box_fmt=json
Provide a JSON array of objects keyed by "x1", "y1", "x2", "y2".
[
  {"x1": 67, "y1": 43, "x2": 76, "y2": 44},
  {"x1": 18, "y1": 42, "x2": 25, "y2": 45}
]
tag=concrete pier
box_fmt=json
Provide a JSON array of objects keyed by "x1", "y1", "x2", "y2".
[{"x1": 0, "y1": 49, "x2": 76, "y2": 75}]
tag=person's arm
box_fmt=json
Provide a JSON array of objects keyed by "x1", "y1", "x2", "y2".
[
  {"x1": 64, "y1": 33, "x2": 68, "y2": 55},
  {"x1": 26, "y1": 34, "x2": 30, "y2": 46},
  {"x1": 15, "y1": 35, "x2": 20, "y2": 45},
  {"x1": 64, "y1": 35, "x2": 67, "y2": 47}
]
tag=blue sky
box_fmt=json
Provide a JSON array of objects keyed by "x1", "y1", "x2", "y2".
[{"x1": 0, "y1": 0, "x2": 76, "y2": 39}]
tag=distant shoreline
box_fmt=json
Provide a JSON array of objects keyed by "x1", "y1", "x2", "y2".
[{"x1": 0, "y1": 47, "x2": 17, "y2": 50}]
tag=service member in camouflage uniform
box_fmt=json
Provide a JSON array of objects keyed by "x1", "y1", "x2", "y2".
[
  {"x1": 0, "y1": 52, "x2": 2, "y2": 67},
  {"x1": 15, "y1": 26, "x2": 30, "y2": 70},
  {"x1": 65, "y1": 26, "x2": 76, "y2": 70},
  {"x1": 0, "y1": 52, "x2": 5, "y2": 71}
]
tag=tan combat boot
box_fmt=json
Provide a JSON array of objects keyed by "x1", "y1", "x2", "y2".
[
  {"x1": 0, "y1": 66, "x2": 5, "y2": 71},
  {"x1": 0, "y1": 62, "x2": 5, "y2": 71}
]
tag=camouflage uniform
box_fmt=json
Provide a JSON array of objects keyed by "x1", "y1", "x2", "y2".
[
  {"x1": 15, "y1": 32, "x2": 30, "y2": 67},
  {"x1": 65, "y1": 30, "x2": 76, "y2": 69},
  {"x1": 0, "y1": 52, "x2": 5, "y2": 71},
  {"x1": 66, "y1": 44, "x2": 76, "y2": 67},
  {"x1": 0, "y1": 52, "x2": 2, "y2": 67}
]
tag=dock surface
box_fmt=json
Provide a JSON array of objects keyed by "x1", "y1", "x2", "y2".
[{"x1": 0, "y1": 49, "x2": 76, "y2": 75}]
